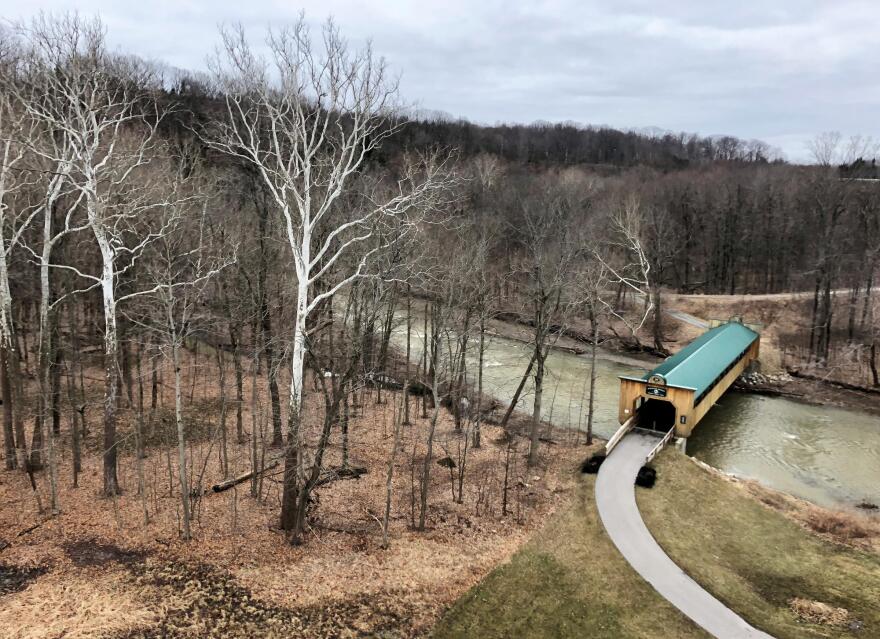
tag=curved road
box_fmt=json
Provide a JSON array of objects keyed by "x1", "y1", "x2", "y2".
[
  {"x1": 666, "y1": 309, "x2": 710, "y2": 330},
  {"x1": 595, "y1": 432, "x2": 773, "y2": 639}
]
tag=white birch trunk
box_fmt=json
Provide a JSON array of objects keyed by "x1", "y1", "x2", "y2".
[
  {"x1": 0, "y1": 244, "x2": 14, "y2": 356},
  {"x1": 280, "y1": 253, "x2": 309, "y2": 533},
  {"x1": 96, "y1": 227, "x2": 121, "y2": 496},
  {"x1": 0, "y1": 140, "x2": 26, "y2": 470},
  {"x1": 289, "y1": 278, "x2": 309, "y2": 447},
  {"x1": 38, "y1": 214, "x2": 58, "y2": 511},
  {"x1": 172, "y1": 335, "x2": 191, "y2": 540}
]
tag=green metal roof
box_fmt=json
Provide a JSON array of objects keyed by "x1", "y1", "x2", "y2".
[{"x1": 644, "y1": 321, "x2": 758, "y2": 400}]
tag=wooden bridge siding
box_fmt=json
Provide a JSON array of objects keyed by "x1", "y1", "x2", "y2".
[
  {"x1": 681, "y1": 339, "x2": 761, "y2": 437},
  {"x1": 618, "y1": 378, "x2": 646, "y2": 424}
]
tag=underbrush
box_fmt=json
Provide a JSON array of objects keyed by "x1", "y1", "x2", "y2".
[
  {"x1": 805, "y1": 510, "x2": 875, "y2": 543},
  {"x1": 0, "y1": 348, "x2": 585, "y2": 639},
  {"x1": 740, "y1": 478, "x2": 880, "y2": 551},
  {"x1": 112, "y1": 559, "x2": 418, "y2": 638}
]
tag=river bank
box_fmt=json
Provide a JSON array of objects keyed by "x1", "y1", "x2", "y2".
[
  {"x1": 485, "y1": 307, "x2": 880, "y2": 418},
  {"x1": 389, "y1": 304, "x2": 880, "y2": 511}
]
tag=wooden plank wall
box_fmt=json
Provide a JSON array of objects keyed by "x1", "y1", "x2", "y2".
[{"x1": 684, "y1": 338, "x2": 761, "y2": 436}]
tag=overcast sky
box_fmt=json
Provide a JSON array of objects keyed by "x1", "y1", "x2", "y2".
[{"x1": 3, "y1": 1, "x2": 877, "y2": 162}]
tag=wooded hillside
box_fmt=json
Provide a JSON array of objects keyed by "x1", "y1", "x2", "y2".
[{"x1": 0, "y1": 13, "x2": 877, "y2": 555}]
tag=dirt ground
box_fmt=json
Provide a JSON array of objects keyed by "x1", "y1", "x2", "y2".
[
  {"x1": 0, "y1": 348, "x2": 589, "y2": 638},
  {"x1": 668, "y1": 292, "x2": 876, "y2": 376}
]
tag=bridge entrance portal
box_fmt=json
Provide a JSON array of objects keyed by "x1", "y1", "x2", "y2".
[{"x1": 639, "y1": 398, "x2": 676, "y2": 433}]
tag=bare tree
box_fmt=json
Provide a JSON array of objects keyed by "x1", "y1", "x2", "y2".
[
  {"x1": 596, "y1": 195, "x2": 657, "y2": 350},
  {"x1": 130, "y1": 158, "x2": 232, "y2": 539},
  {"x1": 408, "y1": 227, "x2": 489, "y2": 525},
  {"x1": 573, "y1": 250, "x2": 609, "y2": 446},
  {"x1": 416, "y1": 284, "x2": 467, "y2": 529},
  {"x1": 207, "y1": 16, "x2": 453, "y2": 540},
  {"x1": 469, "y1": 228, "x2": 495, "y2": 449},
  {"x1": 23, "y1": 134, "x2": 84, "y2": 512},
  {"x1": 514, "y1": 192, "x2": 581, "y2": 467},
  {"x1": 381, "y1": 391, "x2": 404, "y2": 548},
  {"x1": 808, "y1": 132, "x2": 877, "y2": 168},
  {"x1": 18, "y1": 15, "x2": 173, "y2": 495},
  {"x1": 0, "y1": 36, "x2": 37, "y2": 471}
]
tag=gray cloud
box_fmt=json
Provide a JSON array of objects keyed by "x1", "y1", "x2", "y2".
[{"x1": 4, "y1": 0, "x2": 877, "y2": 161}]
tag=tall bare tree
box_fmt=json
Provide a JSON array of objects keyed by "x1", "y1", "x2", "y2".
[
  {"x1": 515, "y1": 192, "x2": 580, "y2": 467},
  {"x1": 596, "y1": 195, "x2": 657, "y2": 350},
  {"x1": 0, "y1": 36, "x2": 37, "y2": 470},
  {"x1": 135, "y1": 174, "x2": 232, "y2": 540},
  {"x1": 207, "y1": 16, "x2": 453, "y2": 539},
  {"x1": 19, "y1": 15, "x2": 172, "y2": 495}
]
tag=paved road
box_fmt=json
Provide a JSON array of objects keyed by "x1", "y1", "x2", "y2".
[
  {"x1": 595, "y1": 433, "x2": 773, "y2": 639},
  {"x1": 672, "y1": 286, "x2": 880, "y2": 302},
  {"x1": 666, "y1": 309, "x2": 710, "y2": 330}
]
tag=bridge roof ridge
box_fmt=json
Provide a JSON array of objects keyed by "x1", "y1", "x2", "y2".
[{"x1": 644, "y1": 321, "x2": 758, "y2": 398}]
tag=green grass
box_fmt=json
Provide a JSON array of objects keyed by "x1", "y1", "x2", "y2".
[
  {"x1": 640, "y1": 450, "x2": 880, "y2": 638},
  {"x1": 434, "y1": 449, "x2": 880, "y2": 638},
  {"x1": 432, "y1": 470, "x2": 708, "y2": 638}
]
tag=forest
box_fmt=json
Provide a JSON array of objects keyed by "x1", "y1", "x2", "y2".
[{"x1": 0, "y1": 12, "x2": 879, "y2": 638}]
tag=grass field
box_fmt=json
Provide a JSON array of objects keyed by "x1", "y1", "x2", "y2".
[
  {"x1": 640, "y1": 451, "x2": 880, "y2": 638},
  {"x1": 433, "y1": 449, "x2": 880, "y2": 638},
  {"x1": 432, "y1": 460, "x2": 708, "y2": 638}
]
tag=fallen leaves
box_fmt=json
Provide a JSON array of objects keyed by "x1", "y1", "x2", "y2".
[
  {"x1": 0, "y1": 569, "x2": 156, "y2": 639},
  {"x1": 788, "y1": 597, "x2": 850, "y2": 627},
  {"x1": 0, "y1": 348, "x2": 587, "y2": 637}
]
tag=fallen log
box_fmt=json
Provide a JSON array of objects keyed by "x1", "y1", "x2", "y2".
[
  {"x1": 211, "y1": 460, "x2": 280, "y2": 493},
  {"x1": 16, "y1": 520, "x2": 46, "y2": 537},
  {"x1": 363, "y1": 372, "x2": 431, "y2": 396},
  {"x1": 314, "y1": 465, "x2": 368, "y2": 488},
  {"x1": 731, "y1": 383, "x2": 803, "y2": 398}
]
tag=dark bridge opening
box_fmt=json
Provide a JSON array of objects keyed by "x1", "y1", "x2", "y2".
[{"x1": 639, "y1": 399, "x2": 676, "y2": 433}]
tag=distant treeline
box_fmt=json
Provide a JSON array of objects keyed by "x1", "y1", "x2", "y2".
[
  {"x1": 840, "y1": 158, "x2": 880, "y2": 181},
  {"x1": 164, "y1": 76, "x2": 780, "y2": 171},
  {"x1": 381, "y1": 116, "x2": 780, "y2": 169}
]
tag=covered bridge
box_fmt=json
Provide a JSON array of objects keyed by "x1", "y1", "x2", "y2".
[{"x1": 618, "y1": 320, "x2": 760, "y2": 438}]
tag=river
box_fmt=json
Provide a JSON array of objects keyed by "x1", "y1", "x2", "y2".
[{"x1": 389, "y1": 315, "x2": 880, "y2": 510}]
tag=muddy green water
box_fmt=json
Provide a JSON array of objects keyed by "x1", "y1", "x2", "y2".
[{"x1": 390, "y1": 317, "x2": 880, "y2": 510}]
